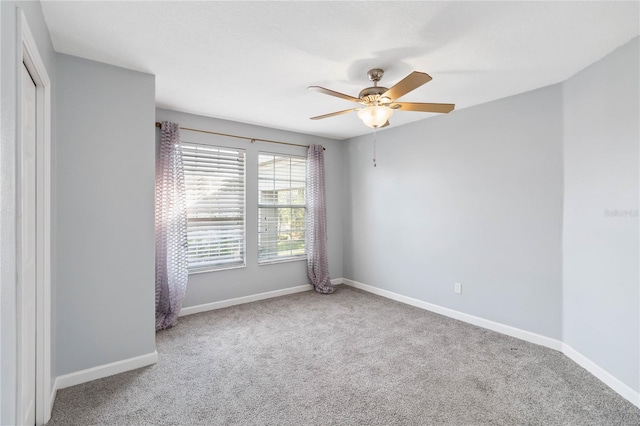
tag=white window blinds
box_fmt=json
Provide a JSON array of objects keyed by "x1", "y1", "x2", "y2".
[
  {"x1": 182, "y1": 143, "x2": 246, "y2": 272},
  {"x1": 258, "y1": 153, "x2": 306, "y2": 263}
]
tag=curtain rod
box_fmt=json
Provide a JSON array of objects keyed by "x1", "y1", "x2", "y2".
[{"x1": 154, "y1": 122, "x2": 324, "y2": 150}]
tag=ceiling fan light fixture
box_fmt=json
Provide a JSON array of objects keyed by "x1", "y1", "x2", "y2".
[{"x1": 357, "y1": 105, "x2": 393, "y2": 128}]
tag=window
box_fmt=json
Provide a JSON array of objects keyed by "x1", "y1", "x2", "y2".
[
  {"x1": 182, "y1": 143, "x2": 246, "y2": 272},
  {"x1": 258, "y1": 153, "x2": 306, "y2": 263}
]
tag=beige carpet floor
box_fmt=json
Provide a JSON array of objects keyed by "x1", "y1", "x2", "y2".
[{"x1": 47, "y1": 286, "x2": 640, "y2": 425}]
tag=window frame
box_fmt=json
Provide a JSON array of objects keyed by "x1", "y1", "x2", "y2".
[
  {"x1": 182, "y1": 141, "x2": 247, "y2": 274},
  {"x1": 257, "y1": 151, "x2": 307, "y2": 265}
]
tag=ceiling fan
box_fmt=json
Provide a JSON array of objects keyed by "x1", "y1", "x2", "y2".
[{"x1": 308, "y1": 68, "x2": 455, "y2": 129}]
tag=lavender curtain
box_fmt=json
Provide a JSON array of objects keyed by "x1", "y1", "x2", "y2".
[
  {"x1": 155, "y1": 121, "x2": 189, "y2": 330},
  {"x1": 306, "y1": 144, "x2": 334, "y2": 294}
]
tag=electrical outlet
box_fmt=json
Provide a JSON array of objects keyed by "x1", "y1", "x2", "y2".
[{"x1": 454, "y1": 282, "x2": 462, "y2": 294}]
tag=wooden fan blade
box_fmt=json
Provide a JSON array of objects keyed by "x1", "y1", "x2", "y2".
[
  {"x1": 393, "y1": 102, "x2": 455, "y2": 113},
  {"x1": 310, "y1": 108, "x2": 360, "y2": 120},
  {"x1": 382, "y1": 72, "x2": 432, "y2": 101},
  {"x1": 308, "y1": 86, "x2": 364, "y2": 104}
]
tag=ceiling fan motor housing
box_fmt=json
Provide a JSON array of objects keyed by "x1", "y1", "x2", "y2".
[
  {"x1": 360, "y1": 69, "x2": 390, "y2": 104},
  {"x1": 359, "y1": 87, "x2": 390, "y2": 104}
]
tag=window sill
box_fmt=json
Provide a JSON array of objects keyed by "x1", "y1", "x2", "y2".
[{"x1": 258, "y1": 256, "x2": 306, "y2": 266}]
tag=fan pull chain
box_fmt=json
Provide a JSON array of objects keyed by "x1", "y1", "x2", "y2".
[{"x1": 373, "y1": 128, "x2": 377, "y2": 167}]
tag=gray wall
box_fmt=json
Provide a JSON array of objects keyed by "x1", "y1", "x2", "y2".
[
  {"x1": 156, "y1": 109, "x2": 344, "y2": 307},
  {"x1": 0, "y1": 1, "x2": 56, "y2": 424},
  {"x1": 55, "y1": 54, "x2": 156, "y2": 375},
  {"x1": 343, "y1": 84, "x2": 565, "y2": 339},
  {"x1": 563, "y1": 37, "x2": 639, "y2": 392}
]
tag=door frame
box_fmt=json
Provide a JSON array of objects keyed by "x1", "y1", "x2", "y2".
[{"x1": 16, "y1": 8, "x2": 52, "y2": 425}]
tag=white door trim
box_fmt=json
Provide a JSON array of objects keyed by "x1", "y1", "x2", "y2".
[{"x1": 17, "y1": 9, "x2": 52, "y2": 425}]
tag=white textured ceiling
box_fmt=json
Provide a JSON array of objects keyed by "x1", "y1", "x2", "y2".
[{"x1": 41, "y1": 1, "x2": 639, "y2": 140}]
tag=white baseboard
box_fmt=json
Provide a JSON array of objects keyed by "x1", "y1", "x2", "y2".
[
  {"x1": 47, "y1": 384, "x2": 57, "y2": 423},
  {"x1": 54, "y1": 351, "x2": 158, "y2": 391},
  {"x1": 342, "y1": 278, "x2": 640, "y2": 409},
  {"x1": 180, "y1": 285, "x2": 310, "y2": 316},
  {"x1": 180, "y1": 279, "x2": 344, "y2": 317},
  {"x1": 343, "y1": 279, "x2": 562, "y2": 350},
  {"x1": 562, "y1": 343, "x2": 640, "y2": 408}
]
